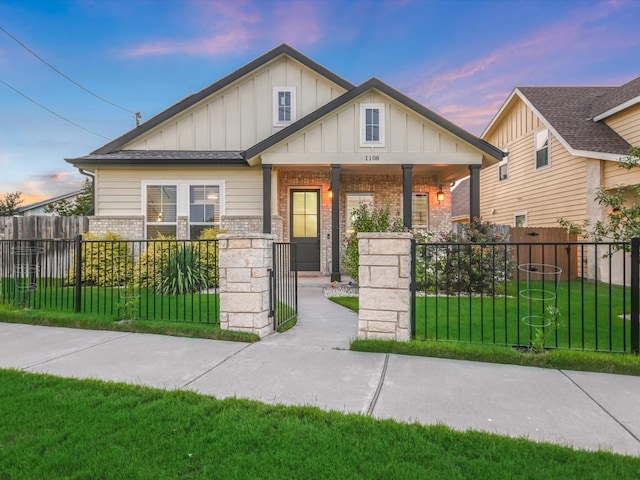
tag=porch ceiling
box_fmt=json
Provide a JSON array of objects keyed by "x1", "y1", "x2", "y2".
[{"x1": 275, "y1": 163, "x2": 469, "y2": 182}]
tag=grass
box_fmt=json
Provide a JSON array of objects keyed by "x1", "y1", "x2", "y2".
[
  {"x1": 330, "y1": 296, "x2": 640, "y2": 376},
  {"x1": 0, "y1": 303, "x2": 258, "y2": 343},
  {"x1": 1, "y1": 369, "x2": 638, "y2": 479}
]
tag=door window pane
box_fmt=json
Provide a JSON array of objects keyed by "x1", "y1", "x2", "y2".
[{"x1": 291, "y1": 191, "x2": 319, "y2": 238}]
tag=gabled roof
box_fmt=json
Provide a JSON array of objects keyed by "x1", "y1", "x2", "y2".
[
  {"x1": 592, "y1": 75, "x2": 640, "y2": 121},
  {"x1": 91, "y1": 44, "x2": 355, "y2": 155},
  {"x1": 246, "y1": 77, "x2": 504, "y2": 162},
  {"x1": 483, "y1": 84, "x2": 632, "y2": 161},
  {"x1": 17, "y1": 189, "x2": 82, "y2": 213}
]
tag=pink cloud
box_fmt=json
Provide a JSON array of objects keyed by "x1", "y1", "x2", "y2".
[{"x1": 125, "y1": 30, "x2": 256, "y2": 57}]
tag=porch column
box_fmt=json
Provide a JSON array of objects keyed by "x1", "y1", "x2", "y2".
[
  {"x1": 331, "y1": 164, "x2": 341, "y2": 282},
  {"x1": 402, "y1": 165, "x2": 413, "y2": 230},
  {"x1": 262, "y1": 164, "x2": 272, "y2": 234},
  {"x1": 469, "y1": 164, "x2": 480, "y2": 221}
]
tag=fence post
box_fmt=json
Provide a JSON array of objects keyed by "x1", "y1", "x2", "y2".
[
  {"x1": 632, "y1": 237, "x2": 639, "y2": 354},
  {"x1": 74, "y1": 234, "x2": 83, "y2": 313}
]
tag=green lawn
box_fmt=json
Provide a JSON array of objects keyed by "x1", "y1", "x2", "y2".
[
  {"x1": 1, "y1": 278, "x2": 219, "y2": 323},
  {"x1": 1, "y1": 369, "x2": 638, "y2": 479},
  {"x1": 415, "y1": 280, "x2": 631, "y2": 352}
]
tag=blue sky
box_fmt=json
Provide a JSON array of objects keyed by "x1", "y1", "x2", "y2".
[{"x1": 1, "y1": 0, "x2": 639, "y2": 204}]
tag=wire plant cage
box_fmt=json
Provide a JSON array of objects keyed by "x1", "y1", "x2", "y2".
[{"x1": 12, "y1": 245, "x2": 45, "y2": 307}]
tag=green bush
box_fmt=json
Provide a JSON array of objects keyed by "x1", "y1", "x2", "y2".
[
  {"x1": 68, "y1": 232, "x2": 132, "y2": 287},
  {"x1": 343, "y1": 203, "x2": 404, "y2": 281},
  {"x1": 156, "y1": 245, "x2": 209, "y2": 295},
  {"x1": 134, "y1": 234, "x2": 175, "y2": 290},
  {"x1": 425, "y1": 219, "x2": 513, "y2": 294}
]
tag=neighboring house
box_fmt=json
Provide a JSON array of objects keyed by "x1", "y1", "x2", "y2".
[
  {"x1": 480, "y1": 75, "x2": 640, "y2": 283},
  {"x1": 66, "y1": 44, "x2": 502, "y2": 280},
  {"x1": 16, "y1": 190, "x2": 82, "y2": 216},
  {"x1": 450, "y1": 176, "x2": 470, "y2": 224}
]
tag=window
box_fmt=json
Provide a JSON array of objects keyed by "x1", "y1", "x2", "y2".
[
  {"x1": 535, "y1": 129, "x2": 550, "y2": 169},
  {"x1": 360, "y1": 103, "x2": 385, "y2": 146},
  {"x1": 273, "y1": 87, "x2": 296, "y2": 126},
  {"x1": 515, "y1": 212, "x2": 528, "y2": 227},
  {"x1": 146, "y1": 185, "x2": 177, "y2": 238},
  {"x1": 412, "y1": 193, "x2": 429, "y2": 227},
  {"x1": 346, "y1": 193, "x2": 374, "y2": 233},
  {"x1": 144, "y1": 182, "x2": 223, "y2": 239},
  {"x1": 189, "y1": 185, "x2": 220, "y2": 239},
  {"x1": 498, "y1": 149, "x2": 509, "y2": 181}
]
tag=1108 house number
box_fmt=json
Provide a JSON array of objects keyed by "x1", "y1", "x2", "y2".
[{"x1": 364, "y1": 155, "x2": 380, "y2": 161}]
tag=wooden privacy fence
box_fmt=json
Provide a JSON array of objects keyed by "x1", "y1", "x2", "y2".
[
  {"x1": 511, "y1": 228, "x2": 578, "y2": 280},
  {"x1": 0, "y1": 216, "x2": 89, "y2": 240}
]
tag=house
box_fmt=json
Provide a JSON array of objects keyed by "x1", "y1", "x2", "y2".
[
  {"x1": 16, "y1": 190, "x2": 82, "y2": 216},
  {"x1": 480, "y1": 75, "x2": 640, "y2": 283},
  {"x1": 66, "y1": 44, "x2": 502, "y2": 280}
]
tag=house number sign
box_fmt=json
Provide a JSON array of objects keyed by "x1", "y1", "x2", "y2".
[{"x1": 364, "y1": 155, "x2": 380, "y2": 161}]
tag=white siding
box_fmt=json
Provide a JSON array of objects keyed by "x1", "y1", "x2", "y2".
[
  {"x1": 123, "y1": 55, "x2": 348, "y2": 152},
  {"x1": 95, "y1": 167, "x2": 262, "y2": 217}
]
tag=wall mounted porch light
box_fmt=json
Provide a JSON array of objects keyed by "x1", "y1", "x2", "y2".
[
  {"x1": 436, "y1": 185, "x2": 445, "y2": 203},
  {"x1": 328, "y1": 186, "x2": 333, "y2": 199}
]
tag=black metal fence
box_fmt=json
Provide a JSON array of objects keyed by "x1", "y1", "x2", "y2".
[
  {"x1": 0, "y1": 237, "x2": 219, "y2": 323},
  {"x1": 270, "y1": 242, "x2": 298, "y2": 330},
  {"x1": 412, "y1": 239, "x2": 640, "y2": 354}
]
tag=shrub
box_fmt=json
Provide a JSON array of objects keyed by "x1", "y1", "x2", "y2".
[
  {"x1": 192, "y1": 227, "x2": 225, "y2": 289},
  {"x1": 68, "y1": 232, "x2": 131, "y2": 287},
  {"x1": 134, "y1": 234, "x2": 175, "y2": 290},
  {"x1": 156, "y1": 245, "x2": 209, "y2": 295},
  {"x1": 433, "y1": 218, "x2": 513, "y2": 294},
  {"x1": 343, "y1": 203, "x2": 404, "y2": 281}
]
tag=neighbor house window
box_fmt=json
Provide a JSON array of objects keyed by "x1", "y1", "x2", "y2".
[
  {"x1": 535, "y1": 129, "x2": 550, "y2": 169},
  {"x1": 412, "y1": 193, "x2": 429, "y2": 227},
  {"x1": 499, "y1": 148, "x2": 509, "y2": 181},
  {"x1": 189, "y1": 185, "x2": 220, "y2": 239},
  {"x1": 273, "y1": 87, "x2": 296, "y2": 126},
  {"x1": 346, "y1": 193, "x2": 374, "y2": 234},
  {"x1": 144, "y1": 182, "x2": 223, "y2": 239},
  {"x1": 146, "y1": 185, "x2": 177, "y2": 238},
  {"x1": 515, "y1": 212, "x2": 528, "y2": 227},
  {"x1": 360, "y1": 103, "x2": 385, "y2": 146}
]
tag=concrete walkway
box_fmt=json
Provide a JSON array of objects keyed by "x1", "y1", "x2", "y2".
[{"x1": 1, "y1": 280, "x2": 640, "y2": 457}]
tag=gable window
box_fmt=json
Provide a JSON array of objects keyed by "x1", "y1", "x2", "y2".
[
  {"x1": 498, "y1": 149, "x2": 509, "y2": 181},
  {"x1": 360, "y1": 103, "x2": 385, "y2": 147},
  {"x1": 535, "y1": 129, "x2": 550, "y2": 169},
  {"x1": 412, "y1": 193, "x2": 429, "y2": 227},
  {"x1": 144, "y1": 182, "x2": 223, "y2": 239},
  {"x1": 146, "y1": 185, "x2": 177, "y2": 238},
  {"x1": 346, "y1": 193, "x2": 374, "y2": 234},
  {"x1": 273, "y1": 87, "x2": 296, "y2": 126}
]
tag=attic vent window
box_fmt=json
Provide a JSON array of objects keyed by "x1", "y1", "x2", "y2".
[
  {"x1": 273, "y1": 87, "x2": 296, "y2": 126},
  {"x1": 360, "y1": 103, "x2": 385, "y2": 147},
  {"x1": 535, "y1": 129, "x2": 550, "y2": 169}
]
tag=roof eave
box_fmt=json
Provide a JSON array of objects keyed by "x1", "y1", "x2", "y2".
[{"x1": 592, "y1": 96, "x2": 640, "y2": 122}]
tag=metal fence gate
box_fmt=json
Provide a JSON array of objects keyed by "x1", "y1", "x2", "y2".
[{"x1": 270, "y1": 242, "x2": 298, "y2": 330}]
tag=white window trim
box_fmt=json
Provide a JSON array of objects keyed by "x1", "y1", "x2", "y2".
[
  {"x1": 142, "y1": 180, "x2": 225, "y2": 239},
  {"x1": 514, "y1": 211, "x2": 528, "y2": 227},
  {"x1": 498, "y1": 148, "x2": 509, "y2": 182},
  {"x1": 273, "y1": 87, "x2": 296, "y2": 127},
  {"x1": 360, "y1": 103, "x2": 385, "y2": 147},
  {"x1": 534, "y1": 129, "x2": 551, "y2": 170}
]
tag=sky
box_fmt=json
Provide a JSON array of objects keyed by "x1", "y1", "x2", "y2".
[{"x1": 1, "y1": 0, "x2": 639, "y2": 205}]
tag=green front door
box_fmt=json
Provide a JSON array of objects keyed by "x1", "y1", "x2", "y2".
[{"x1": 290, "y1": 190, "x2": 320, "y2": 271}]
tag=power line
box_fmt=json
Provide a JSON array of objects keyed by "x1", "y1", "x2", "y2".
[
  {"x1": 0, "y1": 24, "x2": 138, "y2": 118},
  {"x1": 0, "y1": 78, "x2": 110, "y2": 139}
]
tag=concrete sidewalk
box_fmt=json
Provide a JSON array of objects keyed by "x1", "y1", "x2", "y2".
[{"x1": 1, "y1": 282, "x2": 640, "y2": 457}]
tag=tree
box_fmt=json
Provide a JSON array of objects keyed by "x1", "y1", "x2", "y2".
[
  {"x1": 44, "y1": 179, "x2": 94, "y2": 216},
  {"x1": 0, "y1": 191, "x2": 23, "y2": 216},
  {"x1": 559, "y1": 146, "x2": 640, "y2": 248}
]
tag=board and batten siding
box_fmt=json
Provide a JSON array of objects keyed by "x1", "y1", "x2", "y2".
[
  {"x1": 123, "y1": 56, "x2": 347, "y2": 152},
  {"x1": 94, "y1": 167, "x2": 262, "y2": 217},
  {"x1": 481, "y1": 97, "x2": 588, "y2": 227},
  {"x1": 269, "y1": 92, "x2": 475, "y2": 157}
]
